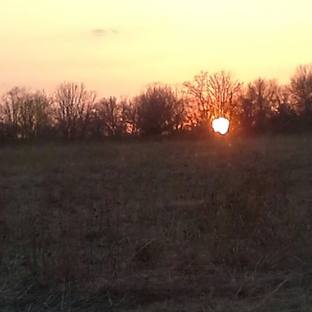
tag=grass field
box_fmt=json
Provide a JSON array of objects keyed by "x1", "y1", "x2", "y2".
[{"x1": 0, "y1": 134, "x2": 312, "y2": 311}]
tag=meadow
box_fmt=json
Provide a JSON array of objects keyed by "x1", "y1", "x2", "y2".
[{"x1": 0, "y1": 134, "x2": 311, "y2": 311}]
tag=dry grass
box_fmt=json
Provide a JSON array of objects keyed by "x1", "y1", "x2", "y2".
[{"x1": 0, "y1": 134, "x2": 312, "y2": 311}]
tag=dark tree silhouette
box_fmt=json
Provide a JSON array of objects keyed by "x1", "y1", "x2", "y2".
[
  {"x1": 183, "y1": 71, "x2": 212, "y2": 126},
  {"x1": 183, "y1": 71, "x2": 241, "y2": 134},
  {"x1": 243, "y1": 78, "x2": 279, "y2": 133},
  {"x1": 123, "y1": 100, "x2": 140, "y2": 135},
  {"x1": 0, "y1": 87, "x2": 52, "y2": 140},
  {"x1": 1, "y1": 63, "x2": 312, "y2": 142},
  {"x1": 290, "y1": 64, "x2": 312, "y2": 116},
  {"x1": 94, "y1": 97, "x2": 128, "y2": 137},
  {"x1": 0, "y1": 87, "x2": 22, "y2": 140},
  {"x1": 135, "y1": 83, "x2": 185, "y2": 136},
  {"x1": 207, "y1": 71, "x2": 242, "y2": 119},
  {"x1": 53, "y1": 82, "x2": 96, "y2": 139}
]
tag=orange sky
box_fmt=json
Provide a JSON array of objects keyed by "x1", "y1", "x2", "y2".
[{"x1": 1, "y1": 0, "x2": 312, "y2": 99}]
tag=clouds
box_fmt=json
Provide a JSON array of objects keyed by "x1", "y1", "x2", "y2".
[
  {"x1": 92, "y1": 28, "x2": 106, "y2": 36},
  {"x1": 91, "y1": 28, "x2": 118, "y2": 37}
]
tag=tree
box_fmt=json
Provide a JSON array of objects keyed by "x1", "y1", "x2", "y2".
[
  {"x1": 18, "y1": 90, "x2": 52, "y2": 139},
  {"x1": 238, "y1": 96, "x2": 254, "y2": 134},
  {"x1": 122, "y1": 100, "x2": 139, "y2": 135},
  {"x1": 207, "y1": 71, "x2": 242, "y2": 119},
  {"x1": 0, "y1": 87, "x2": 52, "y2": 140},
  {"x1": 183, "y1": 71, "x2": 242, "y2": 132},
  {"x1": 135, "y1": 83, "x2": 185, "y2": 136},
  {"x1": 53, "y1": 83, "x2": 96, "y2": 139},
  {"x1": 94, "y1": 97, "x2": 128, "y2": 137},
  {"x1": 0, "y1": 87, "x2": 22, "y2": 139},
  {"x1": 290, "y1": 64, "x2": 312, "y2": 115},
  {"x1": 243, "y1": 78, "x2": 279, "y2": 132},
  {"x1": 183, "y1": 71, "x2": 212, "y2": 126}
]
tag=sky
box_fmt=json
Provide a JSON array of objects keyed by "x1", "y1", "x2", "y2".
[{"x1": 1, "y1": 0, "x2": 312, "y2": 99}]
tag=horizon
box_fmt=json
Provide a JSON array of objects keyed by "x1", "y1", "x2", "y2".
[{"x1": 1, "y1": 0, "x2": 312, "y2": 99}]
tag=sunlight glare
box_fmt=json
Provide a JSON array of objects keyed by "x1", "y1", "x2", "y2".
[{"x1": 212, "y1": 117, "x2": 230, "y2": 135}]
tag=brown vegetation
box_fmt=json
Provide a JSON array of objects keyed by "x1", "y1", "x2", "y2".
[{"x1": 0, "y1": 134, "x2": 311, "y2": 311}]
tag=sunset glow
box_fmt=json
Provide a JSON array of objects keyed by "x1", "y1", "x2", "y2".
[{"x1": 1, "y1": 0, "x2": 312, "y2": 98}]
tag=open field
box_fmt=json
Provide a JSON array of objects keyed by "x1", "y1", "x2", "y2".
[{"x1": 0, "y1": 134, "x2": 312, "y2": 311}]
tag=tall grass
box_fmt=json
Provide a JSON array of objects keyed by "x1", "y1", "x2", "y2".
[{"x1": 0, "y1": 135, "x2": 311, "y2": 311}]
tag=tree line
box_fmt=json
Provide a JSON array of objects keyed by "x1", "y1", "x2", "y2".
[{"x1": 1, "y1": 63, "x2": 312, "y2": 142}]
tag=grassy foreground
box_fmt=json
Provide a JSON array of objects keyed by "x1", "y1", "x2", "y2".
[{"x1": 0, "y1": 134, "x2": 312, "y2": 311}]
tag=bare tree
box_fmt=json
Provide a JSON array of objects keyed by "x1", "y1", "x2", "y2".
[
  {"x1": 53, "y1": 83, "x2": 96, "y2": 139},
  {"x1": 94, "y1": 97, "x2": 128, "y2": 137},
  {"x1": 0, "y1": 87, "x2": 52, "y2": 140},
  {"x1": 1, "y1": 87, "x2": 22, "y2": 139},
  {"x1": 135, "y1": 83, "x2": 185, "y2": 136},
  {"x1": 276, "y1": 84, "x2": 292, "y2": 107},
  {"x1": 207, "y1": 71, "x2": 242, "y2": 119},
  {"x1": 122, "y1": 99, "x2": 139, "y2": 135},
  {"x1": 269, "y1": 84, "x2": 298, "y2": 133},
  {"x1": 183, "y1": 71, "x2": 242, "y2": 131},
  {"x1": 247, "y1": 78, "x2": 279, "y2": 112},
  {"x1": 183, "y1": 71, "x2": 212, "y2": 125},
  {"x1": 243, "y1": 78, "x2": 279, "y2": 131},
  {"x1": 290, "y1": 64, "x2": 312, "y2": 115},
  {"x1": 19, "y1": 91, "x2": 52, "y2": 139}
]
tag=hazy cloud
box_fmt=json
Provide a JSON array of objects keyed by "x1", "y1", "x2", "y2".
[
  {"x1": 92, "y1": 29, "x2": 106, "y2": 36},
  {"x1": 91, "y1": 28, "x2": 118, "y2": 37}
]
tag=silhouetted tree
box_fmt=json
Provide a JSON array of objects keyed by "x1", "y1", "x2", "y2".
[
  {"x1": 0, "y1": 87, "x2": 23, "y2": 139},
  {"x1": 0, "y1": 87, "x2": 52, "y2": 140},
  {"x1": 238, "y1": 96, "x2": 254, "y2": 135},
  {"x1": 19, "y1": 91, "x2": 52, "y2": 140},
  {"x1": 290, "y1": 64, "x2": 312, "y2": 118},
  {"x1": 121, "y1": 99, "x2": 140, "y2": 135},
  {"x1": 53, "y1": 82, "x2": 96, "y2": 139},
  {"x1": 183, "y1": 71, "x2": 242, "y2": 134},
  {"x1": 183, "y1": 71, "x2": 212, "y2": 126},
  {"x1": 2, "y1": 63, "x2": 312, "y2": 142},
  {"x1": 243, "y1": 78, "x2": 279, "y2": 133},
  {"x1": 94, "y1": 97, "x2": 128, "y2": 137},
  {"x1": 135, "y1": 83, "x2": 185, "y2": 136},
  {"x1": 208, "y1": 71, "x2": 242, "y2": 119},
  {"x1": 273, "y1": 84, "x2": 301, "y2": 133}
]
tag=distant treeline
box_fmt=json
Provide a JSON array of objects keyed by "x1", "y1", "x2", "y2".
[{"x1": 1, "y1": 64, "x2": 312, "y2": 142}]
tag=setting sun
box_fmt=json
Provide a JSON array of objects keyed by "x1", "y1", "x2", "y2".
[{"x1": 212, "y1": 117, "x2": 230, "y2": 135}]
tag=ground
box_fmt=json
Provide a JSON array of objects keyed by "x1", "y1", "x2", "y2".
[{"x1": 0, "y1": 134, "x2": 311, "y2": 311}]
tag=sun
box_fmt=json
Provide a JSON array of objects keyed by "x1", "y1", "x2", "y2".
[{"x1": 212, "y1": 117, "x2": 230, "y2": 135}]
